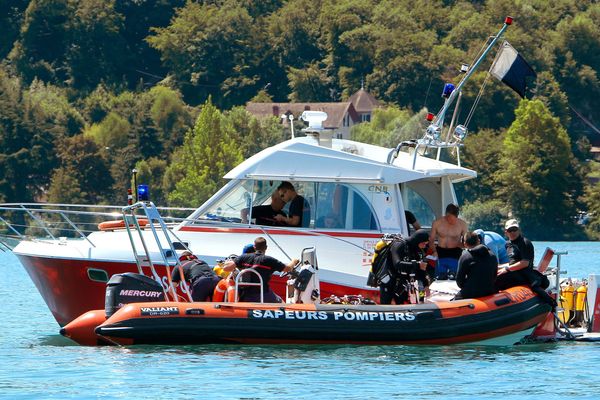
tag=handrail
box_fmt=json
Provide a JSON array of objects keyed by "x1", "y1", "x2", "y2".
[
  {"x1": 122, "y1": 201, "x2": 194, "y2": 303},
  {"x1": 234, "y1": 269, "x2": 264, "y2": 303}
]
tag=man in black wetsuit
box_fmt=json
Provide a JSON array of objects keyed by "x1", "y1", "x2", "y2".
[
  {"x1": 223, "y1": 237, "x2": 298, "y2": 303},
  {"x1": 274, "y1": 181, "x2": 311, "y2": 227},
  {"x1": 454, "y1": 232, "x2": 497, "y2": 299},
  {"x1": 172, "y1": 251, "x2": 221, "y2": 301},
  {"x1": 380, "y1": 229, "x2": 431, "y2": 304}
]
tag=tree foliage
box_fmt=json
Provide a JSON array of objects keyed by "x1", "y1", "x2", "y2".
[
  {"x1": 0, "y1": 0, "x2": 598, "y2": 239},
  {"x1": 495, "y1": 99, "x2": 582, "y2": 239},
  {"x1": 167, "y1": 99, "x2": 244, "y2": 207}
]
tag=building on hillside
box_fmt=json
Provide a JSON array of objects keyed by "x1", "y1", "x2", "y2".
[
  {"x1": 348, "y1": 88, "x2": 380, "y2": 123},
  {"x1": 245, "y1": 88, "x2": 380, "y2": 140}
]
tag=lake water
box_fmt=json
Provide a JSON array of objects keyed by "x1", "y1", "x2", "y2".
[{"x1": 1, "y1": 242, "x2": 600, "y2": 399}]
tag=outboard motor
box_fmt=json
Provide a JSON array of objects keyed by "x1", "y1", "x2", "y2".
[
  {"x1": 286, "y1": 247, "x2": 320, "y2": 304},
  {"x1": 105, "y1": 272, "x2": 165, "y2": 317}
]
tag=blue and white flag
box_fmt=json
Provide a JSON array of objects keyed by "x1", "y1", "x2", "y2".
[{"x1": 490, "y1": 41, "x2": 536, "y2": 98}]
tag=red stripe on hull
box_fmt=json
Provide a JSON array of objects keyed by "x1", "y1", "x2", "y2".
[{"x1": 178, "y1": 225, "x2": 382, "y2": 238}]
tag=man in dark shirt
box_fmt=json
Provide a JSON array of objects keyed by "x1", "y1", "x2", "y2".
[
  {"x1": 274, "y1": 181, "x2": 311, "y2": 227},
  {"x1": 455, "y1": 232, "x2": 498, "y2": 299},
  {"x1": 223, "y1": 237, "x2": 298, "y2": 303},
  {"x1": 495, "y1": 219, "x2": 535, "y2": 291},
  {"x1": 172, "y1": 251, "x2": 221, "y2": 301},
  {"x1": 495, "y1": 219, "x2": 554, "y2": 307},
  {"x1": 241, "y1": 191, "x2": 287, "y2": 226}
]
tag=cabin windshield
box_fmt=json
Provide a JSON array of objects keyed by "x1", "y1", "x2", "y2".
[{"x1": 194, "y1": 180, "x2": 380, "y2": 231}]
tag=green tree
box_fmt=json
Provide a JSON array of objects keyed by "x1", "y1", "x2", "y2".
[
  {"x1": 583, "y1": 181, "x2": 600, "y2": 239},
  {"x1": 457, "y1": 128, "x2": 505, "y2": 203},
  {"x1": 461, "y1": 199, "x2": 509, "y2": 234},
  {"x1": 224, "y1": 106, "x2": 285, "y2": 159},
  {"x1": 167, "y1": 99, "x2": 243, "y2": 207},
  {"x1": 0, "y1": 0, "x2": 29, "y2": 59},
  {"x1": 47, "y1": 135, "x2": 113, "y2": 204},
  {"x1": 149, "y1": 85, "x2": 193, "y2": 151},
  {"x1": 287, "y1": 62, "x2": 334, "y2": 102},
  {"x1": 496, "y1": 99, "x2": 582, "y2": 239},
  {"x1": 66, "y1": 0, "x2": 127, "y2": 91},
  {"x1": 147, "y1": 1, "x2": 258, "y2": 107},
  {"x1": 9, "y1": 0, "x2": 71, "y2": 84}
]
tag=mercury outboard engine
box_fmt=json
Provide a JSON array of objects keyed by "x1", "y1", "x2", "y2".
[{"x1": 105, "y1": 273, "x2": 165, "y2": 317}]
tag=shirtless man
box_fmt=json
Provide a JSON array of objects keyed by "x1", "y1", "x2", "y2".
[{"x1": 428, "y1": 203, "x2": 468, "y2": 279}]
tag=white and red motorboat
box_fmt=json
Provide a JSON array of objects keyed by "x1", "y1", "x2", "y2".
[{"x1": 1, "y1": 131, "x2": 476, "y2": 326}]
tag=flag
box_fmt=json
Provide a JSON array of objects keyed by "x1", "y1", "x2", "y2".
[{"x1": 490, "y1": 41, "x2": 536, "y2": 98}]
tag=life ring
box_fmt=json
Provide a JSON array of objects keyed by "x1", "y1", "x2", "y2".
[
  {"x1": 213, "y1": 278, "x2": 235, "y2": 302},
  {"x1": 98, "y1": 219, "x2": 149, "y2": 231}
]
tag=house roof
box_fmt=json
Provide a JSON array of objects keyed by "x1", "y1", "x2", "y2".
[
  {"x1": 348, "y1": 88, "x2": 380, "y2": 113},
  {"x1": 246, "y1": 102, "x2": 360, "y2": 129}
]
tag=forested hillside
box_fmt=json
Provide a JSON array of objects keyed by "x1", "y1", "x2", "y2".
[{"x1": 0, "y1": 0, "x2": 598, "y2": 239}]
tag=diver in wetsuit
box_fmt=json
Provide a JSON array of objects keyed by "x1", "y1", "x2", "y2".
[
  {"x1": 454, "y1": 232, "x2": 497, "y2": 299},
  {"x1": 380, "y1": 229, "x2": 430, "y2": 304}
]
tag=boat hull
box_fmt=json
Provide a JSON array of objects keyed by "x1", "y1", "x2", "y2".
[
  {"x1": 82, "y1": 286, "x2": 550, "y2": 346},
  {"x1": 16, "y1": 253, "x2": 378, "y2": 326}
]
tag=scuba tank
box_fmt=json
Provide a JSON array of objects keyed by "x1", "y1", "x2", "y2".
[
  {"x1": 559, "y1": 280, "x2": 574, "y2": 324},
  {"x1": 573, "y1": 282, "x2": 588, "y2": 327}
]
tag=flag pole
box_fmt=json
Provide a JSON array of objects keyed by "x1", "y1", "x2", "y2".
[{"x1": 432, "y1": 16, "x2": 512, "y2": 130}]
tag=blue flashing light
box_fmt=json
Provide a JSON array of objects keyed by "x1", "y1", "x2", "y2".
[
  {"x1": 442, "y1": 83, "x2": 455, "y2": 98},
  {"x1": 137, "y1": 184, "x2": 150, "y2": 201}
]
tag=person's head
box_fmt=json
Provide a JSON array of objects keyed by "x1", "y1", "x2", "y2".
[
  {"x1": 504, "y1": 219, "x2": 521, "y2": 240},
  {"x1": 409, "y1": 229, "x2": 430, "y2": 249},
  {"x1": 463, "y1": 231, "x2": 480, "y2": 248},
  {"x1": 270, "y1": 191, "x2": 285, "y2": 211},
  {"x1": 242, "y1": 244, "x2": 255, "y2": 254},
  {"x1": 179, "y1": 250, "x2": 197, "y2": 261},
  {"x1": 277, "y1": 181, "x2": 297, "y2": 203},
  {"x1": 324, "y1": 213, "x2": 339, "y2": 229},
  {"x1": 445, "y1": 203, "x2": 460, "y2": 222},
  {"x1": 254, "y1": 236, "x2": 267, "y2": 252}
]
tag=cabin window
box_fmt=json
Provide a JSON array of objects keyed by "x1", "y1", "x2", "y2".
[
  {"x1": 314, "y1": 183, "x2": 378, "y2": 231},
  {"x1": 403, "y1": 186, "x2": 436, "y2": 227},
  {"x1": 194, "y1": 180, "x2": 378, "y2": 231}
]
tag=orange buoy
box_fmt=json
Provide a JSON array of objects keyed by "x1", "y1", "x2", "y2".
[{"x1": 98, "y1": 219, "x2": 149, "y2": 231}]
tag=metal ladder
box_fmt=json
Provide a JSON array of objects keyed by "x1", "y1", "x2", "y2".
[{"x1": 121, "y1": 201, "x2": 194, "y2": 302}]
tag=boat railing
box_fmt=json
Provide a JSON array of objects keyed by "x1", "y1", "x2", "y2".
[
  {"x1": 0, "y1": 202, "x2": 195, "y2": 250},
  {"x1": 233, "y1": 269, "x2": 264, "y2": 303}
]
